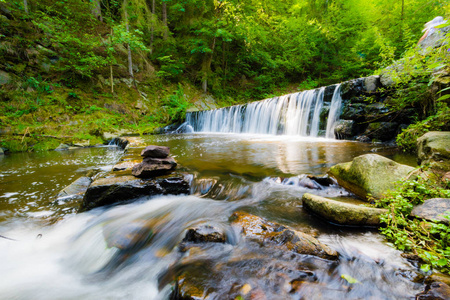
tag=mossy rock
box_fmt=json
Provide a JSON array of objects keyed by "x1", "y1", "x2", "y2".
[
  {"x1": 302, "y1": 193, "x2": 388, "y2": 226},
  {"x1": 328, "y1": 154, "x2": 415, "y2": 201},
  {"x1": 417, "y1": 131, "x2": 450, "y2": 173}
]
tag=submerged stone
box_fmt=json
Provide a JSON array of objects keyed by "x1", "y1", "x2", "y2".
[
  {"x1": 182, "y1": 225, "x2": 226, "y2": 245},
  {"x1": 230, "y1": 211, "x2": 338, "y2": 260},
  {"x1": 103, "y1": 220, "x2": 155, "y2": 250},
  {"x1": 79, "y1": 175, "x2": 189, "y2": 212},
  {"x1": 328, "y1": 154, "x2": 415, "y2": 200},
  {"x1": 411, "y1": 198, "x2": 450, "y2": 224},
  {"x1": 302, "y1": 193, "x2": 387, "y2": 226},
  {"x1": 57, "y1": 176, "x2": 92, "y2": 200}
]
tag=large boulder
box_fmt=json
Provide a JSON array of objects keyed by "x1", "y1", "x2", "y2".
[
  {"x1": 417, "y1": 131, "x2": 450, "y2": 172},
  {"x1": 79, "y1": 175, "x2": 189, "y2": 212},
  {"x1": 230, "y1": 211, "x2": 338, "y2": 260},
  {"x1": 411, "y1": 198, "x2": 450, "y2": 224},
  {"x1": 328, "y1": 154, "x2": 415, "y2": 200},
  {"x1": 302, "y1": 193, "x2": 388, "y2": 226}
]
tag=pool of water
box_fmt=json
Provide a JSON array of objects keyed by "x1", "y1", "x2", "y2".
[{"x1": 0, "y1": 133, "x2": 422, "y2": 299}]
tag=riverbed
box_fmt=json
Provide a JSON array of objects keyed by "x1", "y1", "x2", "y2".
[{"x1": 0, "y1": 133, "x2": 422, "y2": 299}]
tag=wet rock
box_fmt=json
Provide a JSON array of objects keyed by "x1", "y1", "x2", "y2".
[
  {"x1": 103, "y1": 220, "x2": 154, "y2": 250},
  {"x1": 411, "y1": 198, "x2": 450, "y2": 224},
  {"x1": 341, "y1": 78, "x2": 364, "y2": 99},
  {"x1": 364, "y1": 103, "x2": 390, "y2": 121},
  {"x1": 363, "y1": 122, "x2": 399, "y2": 142},
  {"x1": 230, "y1": 212, "x2": 338, "y2": 260},
  {"x1": 182, "y1": 225, "x2": 226, "y2": 244},
  {"x1": 417, "y1": 281, "x2": 450, "y2": 300},
  {"x1": 132, "y1": 157, "x2": 177, "y2": 178},
  {"x1": 364, "y1": 75, "x2": 380, "y2": 93},
  {"x1": 109, "y1": 137, "x2": 129, "y2": 149},
  {"x1": 55, "y1": 143, "x2": 70, "y2": 151},
  {"x1": 112, "y1": 160, "x2": 140, "y2": 172},
  {"x1": 427, "y1": 273, "x2": 450, "y2": 287},
  {"x1": 302, "y1": 193, "x2": 388, "y2": 226},
  {"x1": 328, "y1": 154, "x2": 415, "y2": 200},
  {"x1": 340, "y1": 103, "x2": 365, "y2": 120},
  {"x1": 334, "y1": 120, "x2": 355, "y2": 139},
  {"x1": 417, "y1": 131, "x2": 450, "y2": 172},
  {"x1": 0, "y1": 147, "x2": 4, "y2": 155},
  {"x1": 307, "y1": 175, "x2": 335, "y2": 187},
  {"x1": 79, "y1": 175, "x2": 190, "y2": 212},
  {"x1": 323, "y1": 84, "x2": 338, "y2": 103},
  {"x1": 141, "y1": 145, "x2": 170, "y2": 158},
  {"x1": 57, "y1": 176, "x2": 92, "y2": 200}
]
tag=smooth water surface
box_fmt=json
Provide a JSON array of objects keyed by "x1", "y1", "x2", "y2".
[{"x1": 0, "y1": 134, "x2": 422, "y2": 299}]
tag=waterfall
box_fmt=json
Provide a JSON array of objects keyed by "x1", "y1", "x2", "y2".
[
  {"x1": 186, "y1": 85, "x2": 342, "y2": 138},
  {"x1": 325, "y1": 84, "x2": 342, "y2": 139}
]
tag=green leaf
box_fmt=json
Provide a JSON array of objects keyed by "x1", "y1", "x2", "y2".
[
  {"x1": 341, "y1": 274, "x2": 360, "y2": 284},
  {"x1": 437, "y1": 94, "x2": 450, "y2": 102},
  {"x1": 420, "y1": 264, "x2": 431, "y2": 272},
  {"x1": 437, "y1": 258, "x2": 448, "y2": 267}
]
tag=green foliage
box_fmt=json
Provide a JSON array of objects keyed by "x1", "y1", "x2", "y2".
[
  {"x1": 156, "y1": 55, "x2": 184, "y2": 80},
  {"x1": 397, "y1": 103, "x2": 450, "y2": 152},
  {"x1": 161, "y1": 84, "x2": 189, "y2": 123},
  {"x1": 376, "y1": 177, "x2": 450, "y2": 274}
]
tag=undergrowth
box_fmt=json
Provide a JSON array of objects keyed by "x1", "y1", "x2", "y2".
[{"x1": 376, "y1": 175, "x2": 450, "y2": 274}]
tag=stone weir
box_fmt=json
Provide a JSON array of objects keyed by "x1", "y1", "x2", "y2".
[{"x1": 185, "y1": 75, "x2": 422, "y2": 143}]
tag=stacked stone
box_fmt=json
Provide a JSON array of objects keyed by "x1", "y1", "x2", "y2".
[{"x1": 132, "y1": 145, "x2": 177, "y2": 178}]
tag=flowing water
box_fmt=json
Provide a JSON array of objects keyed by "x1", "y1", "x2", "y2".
[
  {"x1": 0, "y1": 134, "x2": 423, "y2": 299},
  {"x1": 186, "y1": 85, "x2": 340, "y2": 138}
]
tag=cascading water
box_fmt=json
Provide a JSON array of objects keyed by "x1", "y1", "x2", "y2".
[
  {"x1": 186, "y1": 85, "x2": 343, "y2": 138},
  {"x1": 325, "y1": 84, "x2": 343, "y2": 139}
]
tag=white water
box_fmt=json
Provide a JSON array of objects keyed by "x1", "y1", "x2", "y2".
[
  {"x1": 325, "y1": 84, "x2": 343, "y2": 139},
  {"x1": 186, "y1": 85, "x2": 343, "y2": 138}
]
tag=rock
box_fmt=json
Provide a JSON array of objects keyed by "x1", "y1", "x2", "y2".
[
  {"x1": 340, "y1": 103, "x2": 365, "y2": 120},
  {"x1": 141, "y1": 145, "x2": 170, "y2": 158},
  {"x1": 132, "y1": 157, "x2": 177, "y2": 178},
  {"x1": 230, "y1": 212, "x2": 338, "y2": 260},
  {"x1": 79, "y1": 175, "x2": 190, "y2": 212},
  {"x1": 109, "y1": 137, "x2": 129, "y2": 150},
  {"x1": 0, "y1": 70, "x2": 11, "y2": 85},
  {"x1": 182, "y1": 225, "x2": 226, "y2": 244},
  {"x1": 340, "y1": 79, "x2": 364, "y2": 100},
  {"x1": 73, "y1": 140, "x2": 90, "y2": 147},
  {"x1": 364, "y1": 75, "x2": 380, "y2": 92},
  {"x1": 302, "y1": 193, "x2": 388, "y2": 226},
  {"x1": 416, "y1": 281, "x2": 450, "y2": 300},
  {"x1": 334, "y1": 120, "x2": 355, "y2": 139},
  {"x1": 363, "y1": 122, "x2": 399, "y2": 141},
  {"x1": 417, "y1": 131, "x2": 450, "y2": 172},
  {"x1": 411, "y1": 198, "x2": 450, "y2": 224},
  {"x1": 57, "y1": 177, "x2": 92, "y2": 200},
  {"x1": 0, "y1": 147, "x2": 3, "y2": 155},
  {"x1": 328, "y1": 154, "x2": 415, "y2": 200},
  {"x1": 427, "y1": 273, "x2": 450, "y2": 287},
  {"x1": 112, "y1": 161, "x2": 139, "y2": 172},
  {"x1": 55, "y1": 143, "x2": 70, "y2": 151},
  {"x1": 103, "y1": 220, "x2": 154, "y2": 250}
]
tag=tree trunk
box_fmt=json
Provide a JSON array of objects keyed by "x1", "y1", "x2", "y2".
[
  {"x1": 202, "y1": 37, "x2": 216, "y2": 93},
  {"x1": 123, "y1": 0, "x2": 134, "y2": 80},
  {"x1": 162, "y1": 1, "x2": 168, "y2": 40},
  {"x1": 92, "y1": 0, "x2": 103, "y2": 22},
  {"x1": 110, "y1": 29, "x2": 114, "y2": 94},
  {"x1": 23, "y1": 0, "x2": 28, "y2": 14},
  {"x1": 150, "y1": 0, "x2": 155, "y2": 54}
]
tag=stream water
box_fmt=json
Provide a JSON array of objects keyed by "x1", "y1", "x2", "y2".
[{"x1": 0, "y1": 133, "x2": 423, "y2": 299}]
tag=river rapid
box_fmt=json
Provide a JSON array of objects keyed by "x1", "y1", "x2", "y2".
[{"x1": 0, "y1": 133, "x2": 423, "y2": 299}]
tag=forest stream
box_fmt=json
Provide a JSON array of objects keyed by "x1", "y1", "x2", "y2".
[{"x1": 0, "y1": 133, "x2": 425, "y2": 300}]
